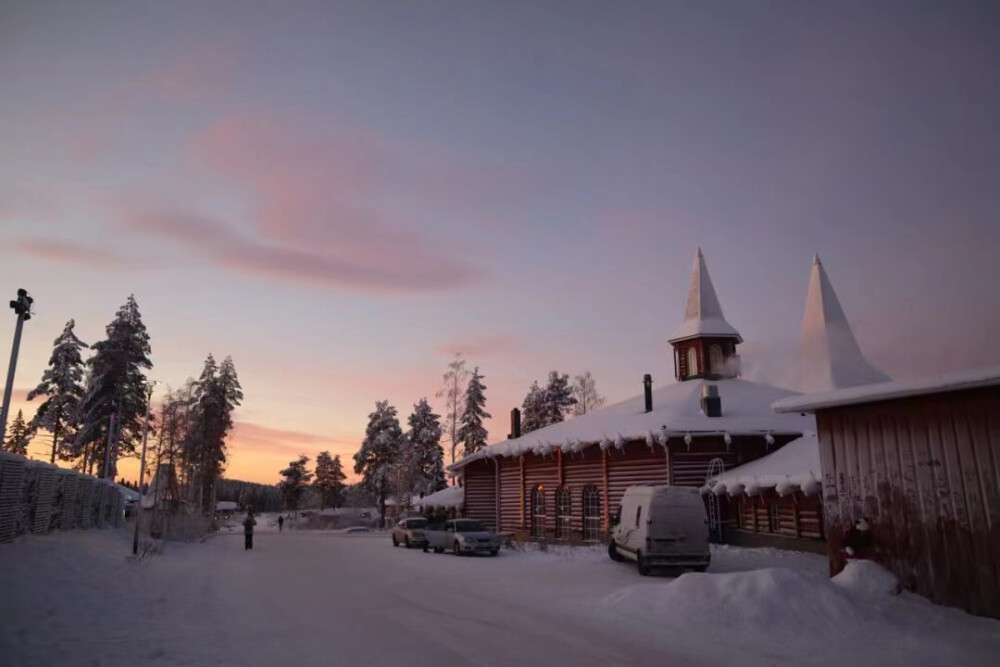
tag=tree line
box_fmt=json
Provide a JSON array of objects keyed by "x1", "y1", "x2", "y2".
[{"x1": 1, "y1": 296, "x2": 243, "y2": 515}]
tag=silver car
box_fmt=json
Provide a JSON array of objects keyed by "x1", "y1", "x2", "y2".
[
  {"x1": 391, "y1": 517, "x2": 429, "y2": 548},
  {"x1": 423, "y1": 519, "x2": 504, "y2": 556}
]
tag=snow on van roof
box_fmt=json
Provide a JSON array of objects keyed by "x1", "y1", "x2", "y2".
[
  {"x1": 451, "y1": 378, "x2": 814, "y2": 470},
  {"x1": 702, "y1": 434, "x2": 821, "y2": 498}
]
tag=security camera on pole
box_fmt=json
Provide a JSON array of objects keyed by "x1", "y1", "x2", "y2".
[{"x1": 0, "y1": 288, "x2": 34, "y2": 446}]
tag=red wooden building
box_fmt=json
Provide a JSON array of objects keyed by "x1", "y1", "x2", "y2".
[
  {"x1": 451, "y1": 249, "x2": 815, "y2": 544},
  {"x1": 775, "y1": 367, "x2": 1000, "y2": 619}
]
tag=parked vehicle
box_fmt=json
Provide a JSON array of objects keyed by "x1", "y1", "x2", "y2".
[
  {"x1": 608, "y1": 485, "x2": 711, "y2": 576},
  {"x1": 392, "y1": 517, "x2": 430, "y2": 548},
  {"x1": 423, "y1": 519, "x2": 504, "y2": 556}
]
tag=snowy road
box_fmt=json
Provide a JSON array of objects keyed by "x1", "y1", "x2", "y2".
[
  {"x1": 0, "y1": 529, "x2": 700, "y2": 667},
  {"x1": 3, "y1": 528, "x2": 1000, "y2": 667}
]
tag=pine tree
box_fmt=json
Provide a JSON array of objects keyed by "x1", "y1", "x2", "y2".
[
  {"x1": 279, "y1": 455, "x2": 312, "y2": 511},
  {"x1": 353, "y1": 400, "x2": 403, "y2": 527},
  {"x1": 187, "y1": 355, "x2": 243, "y2": 513},
  {"x1": 405, "y1": 398, "x2": 447, "y2": 496},
  {"x1": 572, "y1": 370, "x2": 606, "y2": 416},
  {"x1": 435, "y1": 354, "x2": 470, "y2": 465},
  {"x1": 457, "y1": 367, "x2": 490, "y2": 457},
  {"x1": 329, "y1": 455, "x2": 347, "y2": 508},
  {"x1": 27, "y1": 319, "x2": 89, "y2": 463},
  {"x1": 542, "y1": 371, "x2": 577, "y2": 426},
  {"x1": 520, "y1": 381, "x2": 545, "y2": 434},
  {"x1": 313, "y1": 450, "x2": 347, "y2": 509},
  {"x1": 76, "y1": 295, "x2": 153, "y2": 477},
  {"x1": 3, "y1": 410, "x2": 32, "y2": 455}
]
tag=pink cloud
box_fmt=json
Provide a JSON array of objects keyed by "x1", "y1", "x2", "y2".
[
  {"x1": 142, "y1": 43, "x2": 244, "y2": 102},
  {"x1": 11, "y1": 239, "x2": 132, "y2": 269},
  {"x1": 435, "y1": 333, "x2": 524, "y2": 358}
]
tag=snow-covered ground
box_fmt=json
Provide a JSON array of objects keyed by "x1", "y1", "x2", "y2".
[{"x1": 1, "y1": 530, "x2": 998, "y2": 666}]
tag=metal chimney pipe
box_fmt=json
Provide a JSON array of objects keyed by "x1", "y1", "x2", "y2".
[
  {"x1": 510, "y1": 408, "x2": 522, "y2": 439},
  {"x1": 643, "y1": 374, "x2": 653, "y2": 413}
]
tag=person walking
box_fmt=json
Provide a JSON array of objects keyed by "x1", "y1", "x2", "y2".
[
  {"x1": 278, "y1": 515, "x2": 284, "y2": 532},
  {"x1": 243, "y1": 508, "x2": 257, "y2": 550}
]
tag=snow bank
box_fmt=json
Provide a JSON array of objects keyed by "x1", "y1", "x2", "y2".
[{"x1": 832, "y1": 559, "x2": 901, "y2": 597}]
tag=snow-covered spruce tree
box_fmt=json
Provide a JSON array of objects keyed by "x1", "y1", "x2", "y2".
[
  {"x1": 541, "y1": 371, "x2": 577, "y2": 427},
  {"x1": 571, "y1": 370, "x2": 605, "y2": 416},
  {"x1": 353, "y1": 400, "x2": 403, "y2": 527},
  {"x1": 3, "y1": 410, "x2": 32, "y2": 455},
  {"x1": 435, "y1": 354, "x2": 470, "y2": 465},
  {"x1": 76, "y1": 295, "x2": 153, "y2": 477},
  {"x1": 405, "y1": 398, "x2": 447, "y2": 496},
  {"x1": 186, "y1": 355, "x2": 243, "y2": 514},
  {"x1": 520, "y1": 381, "x2": 545, "y2": 434},
  {"x1": 329, "y1": 455, "x2": 347, "y2": 508},
  {"x1": 313, "y1": 450, "x2": 347, "y2": 509},
  {"x1": 457, "y1": 367, "x2": 490, "y2": 457},
  {"x1": 279, "y1": 455, "x2": 312, "y2": 512},
  {"x1": 27, "y1": 319, "x2": 89, "y2": 463}
]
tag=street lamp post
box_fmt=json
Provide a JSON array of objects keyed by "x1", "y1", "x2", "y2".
[
  {"x1": 0, "y1": 288, "x2": 33, "y2": 446},
  {"x1": 133, "y1": 381, "x2": 157, "y2": 555}
]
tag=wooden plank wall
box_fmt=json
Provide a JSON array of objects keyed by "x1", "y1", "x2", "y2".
[
  {"x1": 562, "y1": 447, "x2": 605, "y2": 538},
  {"x1": 462, "y1": 459, "x2": 496, "y2": 531},
  {"x1": 606, "y1": 442, "x2": 669, "y2": 517},
  {"x1": 523, "y1": 453, "x2": 559, "y2": 535},
  {"x1": 498, "y1": 457, "x2": 521, "y2": 534},
  {"x1": 818, "y1": 387, "x2": 1000, "y2": 619}
]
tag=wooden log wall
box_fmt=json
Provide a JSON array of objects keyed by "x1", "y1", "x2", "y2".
[
  {"x1": 562, "y1": 447, "x2": 604, "y2": 538},
  {"x1": 817, "y1": 387, "x2": 1000, "y2": 619},
  {"x1": 498, "y1": 457, "x2": 521, "y2": 534},
  {"x1": 462, "y1": 459, "x2": 497, "y2": 531}
]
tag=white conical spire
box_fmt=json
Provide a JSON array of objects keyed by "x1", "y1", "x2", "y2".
[
  {"x1": 793, "y1": 255, "x2": 889, "y2": 392},
  {"x1": 669, "y1": 248, "x2": 742, "y2": 343}
]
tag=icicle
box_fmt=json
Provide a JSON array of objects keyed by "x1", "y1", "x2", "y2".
[
  {"x1": 684, "y1": 432, "x2": 692, "y2": 451},
  {"x1": 645, "y1": 431, "x2": 656, "y2": 450},
  {"x1": 712, "y1": 481, "x2": 727, "y2": 496},
  {"x1": 801, "y1": 475, "x2": 822, "y2": 497},
  {"x1": 599, "y1": 437, "x2": 612, "y2": 451},
  {"x1": 614, "y1": 434, "x2": 625, "y2": 451},
  {"x1": 699, "y1": 485, "x2": 711, "y2": 497},
  {"x1": 723, "y1": 431, "x2": 732, "y2": 451},
  {"x1": 764, "y1": 432, "x2": 775, "y2": 449},
  {"x1": 727, "y1": 482, "x2": 745, "y2": 497},
  {"x1": 657, "y1": 426, "x2": 669, "y2": 447},
  {"x1": 776, "y1": 476, "x2": 798, "y2": 497}
]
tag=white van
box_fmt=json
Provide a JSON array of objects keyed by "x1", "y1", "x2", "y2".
[{"x1": 608, "y1": 485, "x2": 711, "y2": 576}]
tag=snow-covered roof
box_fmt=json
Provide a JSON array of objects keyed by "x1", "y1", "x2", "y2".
[
  {"x1": 668, "y1": 248, "x2": 742, "y2": 343},
  {"x1": 451, "y1": 378, "x2": 814, "y2": 470},
  {"x1": 703, "y1": 434, "x2": 822, "y2": 497},
  {"x1": 774, "y1": 365, "x2": 1000, "y2": 413},
  {"x1": 416, "y1": 485, "x2": 464, "y2": 508},
  {"x1": 791, "y1": 255, "x2": 889, "y2": 393}
]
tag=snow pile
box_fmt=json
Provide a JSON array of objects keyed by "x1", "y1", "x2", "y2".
[
  {"x1": 602, "y1": 568, "x2": 863, "y2": 639},
  {"x1": 706, "y1": 433, "x2": 822, "y2": 496},
  {"x1": 832, "y1": 559, "x2": 901, "y2": 597}
]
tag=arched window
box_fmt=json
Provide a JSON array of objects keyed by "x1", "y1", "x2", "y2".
[
  {"x1": 709, "y1": 345, "x2": 724, "y2": 374},
  {"x1": 686, "y1": 346, "x2": 699, "y2": 378},
  {"x1": 555, "y1": 486, "x2": 571, "y2": 539},
  {"x1": 530, "y1": 485, "x2": 546, "y2": 538},
  {"x1": 582, "y1": 485, "x2": 601, "y2": 542}
]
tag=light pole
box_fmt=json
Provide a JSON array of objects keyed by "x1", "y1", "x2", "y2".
[
  {"x1": 0, "y1": 288, "x2": 33, "y2": 447},
  {"x1": 133, "y1": 380, "x2": 157, "y2": 555}
]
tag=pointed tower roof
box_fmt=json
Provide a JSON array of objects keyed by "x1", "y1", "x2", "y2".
[
  {"x1": 793, "y1": 255, "x2": 889, "y2": 393},
  {"x1": 668, "y1": 248, "x2": 742, "y2": 343}
]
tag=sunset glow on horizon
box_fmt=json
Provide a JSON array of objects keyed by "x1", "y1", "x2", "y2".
[{"x1": 2, "y1": 1, "x2": 998, "y2": 485}]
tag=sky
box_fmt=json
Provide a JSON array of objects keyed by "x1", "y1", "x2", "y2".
[{"x1": 1, "y1": 0, "x2": 998, "y2": 484}]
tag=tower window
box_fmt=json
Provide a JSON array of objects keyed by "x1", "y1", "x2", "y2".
[
  {"x1": 710, "y1": 345, "x2": 724, "y2": 374},
  {"x1": 686, "y1": 346, "x2": 698, "y2": 378}
]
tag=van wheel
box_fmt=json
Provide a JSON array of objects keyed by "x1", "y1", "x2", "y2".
[
  {"x1": 608, "y1": 540, "x2": 624, "y2": 562},
  {"x1": 636, "y1": 550, "x2": 651, "y2": 576}
]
